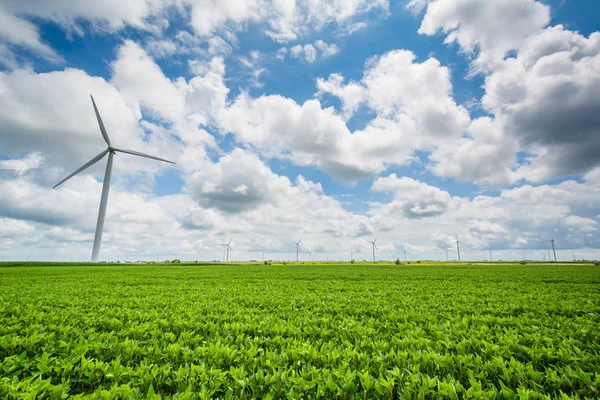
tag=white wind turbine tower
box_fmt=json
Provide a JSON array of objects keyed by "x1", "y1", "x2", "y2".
[
  {"x1": 222, "y1": 239, "x2": 233, "y2": 262},
  {"x1": 294, "y1": 238, "x2": 302, "y2": 261},
  {"x1": 53, "y1": 95, "x2": 175, "y2": 262},
  {"x1": 456, "y1": 236, "x2": 461, "y2": 261},
  {"x1": 368, "y1": 237, "x2": 378, "y2": 262},
  {"x1": 550, "y1": 238, "x2": 557, "y2": 261}
]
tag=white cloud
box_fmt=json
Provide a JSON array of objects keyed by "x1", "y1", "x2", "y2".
[
  {"x1": 0, "y1": 67, "x2": 148, "y2": 175},
  {"x1": 0, "y1": 40, "x2": 224, "y2": 189},
  {"x1": 484, "y1": 26, "x2": 600, "y2": 182},
  {"x1": 2, "y1": 148, "x2": 600, "y2": 261},
  {"x1": 410, "y1": 1, "x2": 600, "y2": 185},
  {"x1": 290, "y1": 40, "x2": 339, "y2": 63},
  {"x1": 367, "y1": 174, "x2": 600, "y2": 254},
  {"x1": 145, "y1": 38, "x2": 179, "y2": 58},
  {"x1": 317, "y1": 49, "x2": 469, "y2": 141},
  {"x1": 112, "y1": 40, "x2": 187, "y2": 123},
  {"x1": 275, "y1": 47, "x2": 287, "y2": 60},
  {"x1": 185, "y1": 148, "x2": 293, "y2": 213},
  {"x1": 428, "y1": 117, "x2": 520, "y2": 187},
  {"x1": 0, "y1": 151, "x2": 376, "y2": 260},
  {"x1": 413, "y1": 0, "x2": 550, "y2": 71},
  {"x1": 317, "y1": 50, "x2": 469, "y2": 136},
  {"x1": 220, "y1": 49, "x2": 471, "y2": 181},
  {"x1": 314, "y1": 40, "x2": 340, "y2": 58},
  {"x1": 371, "y1": 174, "x2": 454, "y2": 219},
  {"x1": 1, "y1": 0, "x2": 165, "y2": 34},
  {"x1": 111, "y1": 40, "x2": 225, "y2": 145},
  {"x1": 0, "y1": 7, "x2": 62, "y2": 66},
  {"x1": 0, "y1": 218, "x2": 35, "y2": 238},
  {"x1": 0, "y1": 153, "x2": 42, "y2": 175},
  {"x1": 0, "y1": 0, "x2": 386, "y2": 70}
]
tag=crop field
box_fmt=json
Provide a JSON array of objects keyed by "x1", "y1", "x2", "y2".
[{"x1": 0, "y1": 263, "x2": 599, "y2": 399}]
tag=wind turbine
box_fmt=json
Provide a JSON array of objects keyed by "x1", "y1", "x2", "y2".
[
  {"x1": 53, "y1": 95, "x2": 175, "y2": 262},
  {"x1": 368, "y1": 237, "x2": 378, "y2": 262},
  {"x1": 294, "y1": 238, "x2": 302, "y2": 261},
  {"x1": 550, "y1": 238, "x2": 557, "y2": 261},
  {"x1": 222, "y1": 239, "x2": 233, "y2": 262},
  {"x1": 456, "y1": 236, "x2": 461, "y2": 261}
]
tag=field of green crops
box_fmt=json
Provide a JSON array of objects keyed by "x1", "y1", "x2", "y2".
[{"x1": 1, "y1": 263, "x2": 599, "y2": 399}]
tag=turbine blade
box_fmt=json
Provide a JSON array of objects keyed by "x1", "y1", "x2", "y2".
[
  {"x1": 112, "y1": 147, "x2": 175, "y2": 164},
  {"x1": 228, "y1": 239, "x2": 232, "y2": 245},
  {"x1": 90, "y1": 95, "x2": 111, "y2": 146},
  {"x1": 374, "y1": 236, "x2": 378, "y2": 242},
  {"x1": 53, "y1": 149, "x2": 109, "y2": 189},
  {"x1": 298, "y1": 239, "x2": 302, "y2": 244}
]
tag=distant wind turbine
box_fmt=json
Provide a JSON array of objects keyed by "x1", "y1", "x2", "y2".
[
  {"x1": 368, "y1": 237, "x2": 378, "y2": 262},
  {"x1": 456, "y1": 236, "x2": 461, "y2": 261},
  {"x1": 222, "y1": 239, "x2": 233, "y2": 262},
  {"x1": 294, "y1": 238, "x2": 302, "y2": 262},
  {"x1": 550, "y1": 238, "x2": 557, "y2": 261},
  {"x1": 53, "y1": 95, "x2": 175, "y2": 262}
]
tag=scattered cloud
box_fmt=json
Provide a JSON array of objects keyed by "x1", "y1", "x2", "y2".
[{"x1": 290, "y1": 40, "x2": 339, "y2": 63}]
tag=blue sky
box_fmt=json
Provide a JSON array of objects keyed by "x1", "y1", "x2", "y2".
[{"x1": 1, "y1": 0, "x2": 600, "y2": 261}]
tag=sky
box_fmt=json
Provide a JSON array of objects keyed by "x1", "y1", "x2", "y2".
[{"x1": 1, "y1": 0, "x2": 599, "y2": 262}]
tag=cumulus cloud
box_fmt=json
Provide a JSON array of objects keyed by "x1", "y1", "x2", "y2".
[
  {"x1": 371, "y1": 175, "x2": 454, "y2": 219},
  {"x1": 484, "y1": 26, "x2": 600, "y2": 182},
  {"x1": 412, "y1": 0, "x2": 550, "y2": 71},
  {"x1": 428, "y1": 117, "x2": 520, "y2": 187},
  {"x1": 186, "y1": 149, "x2": 293, "y2": 213},
  {"x1": 317, "y1": 50, "x2": 469, "y2": 136},
  {"x1": 367, "y1": 173, "x2": 600, "y2": 255},
  {"x1": 409, "y1": 0, "x2": 600, "y2": 185},
  {"x1": 218, "y1": 49, "x2": 470, "y2": 181}
]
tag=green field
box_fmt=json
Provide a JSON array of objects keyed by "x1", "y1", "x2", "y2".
[{"x1": 1, "y1": 263, "x2": 599, "y2": 399}]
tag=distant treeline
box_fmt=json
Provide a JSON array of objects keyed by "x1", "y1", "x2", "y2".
[
  {"x1": 0, "y1": 261, "x2": 266, "y2": 268},
  {"x1": 1, "y1": 260, "x2": 598, "y2": 268}
]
